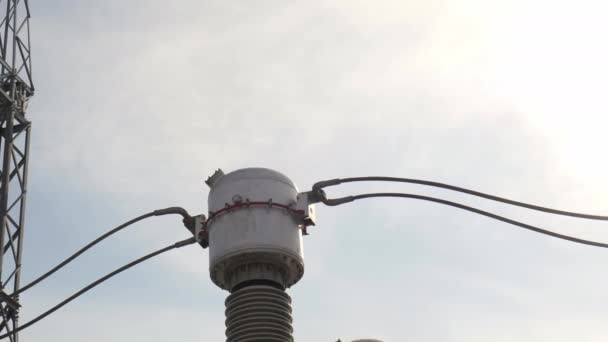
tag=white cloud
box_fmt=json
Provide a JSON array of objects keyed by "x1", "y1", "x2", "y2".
[{"x1": 21, "y1": 0, "x2": 608, "y2": 341}]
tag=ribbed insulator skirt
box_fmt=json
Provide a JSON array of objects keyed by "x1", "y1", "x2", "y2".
[{"x1": 225, "y1": 285, "x2": 294, "y2": 342}]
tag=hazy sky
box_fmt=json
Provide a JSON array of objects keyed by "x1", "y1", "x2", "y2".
[{"x1": 15, "y1": 0, "x2": 608, "y2": 341}]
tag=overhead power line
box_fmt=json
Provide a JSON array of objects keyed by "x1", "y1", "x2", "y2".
[
  {"x1": 0, "y1": 237, "x2": 197, "y2": 340},
  {"x1": 12, "y1": 207, "x2": 191, "y2": 297},
  {"x1": 320, "y1": 192, "x2": 608, "y2": 249},
  {"x1": 313, "y1": 177, "x2": 608, "y2": 220}
]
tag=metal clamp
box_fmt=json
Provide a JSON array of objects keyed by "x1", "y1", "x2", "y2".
[{"x1": 192, "y1": 214, "x2": 208, "y2": 245}]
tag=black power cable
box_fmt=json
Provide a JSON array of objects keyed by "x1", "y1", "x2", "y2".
[
  {"x1": 12, "y1": 207, "x2": 191, "y2": 297},
  {"x1": 313, "y1": 177, "x2": 608, "y2": 220},
  {"x1": 0, "y1": 237, "x2": 196, "y2": 340},
  {"x1": 323, "y1": 193, "x2": 608, "y2": 249}
]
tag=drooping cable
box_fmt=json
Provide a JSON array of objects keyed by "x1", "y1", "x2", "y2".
[
  {"x1": 322, "y1": 193, "x2": 608, "y2": 249},
  {"x1": 12, "y1": 207, "x2": 191, "y2": 297},
  {"x1": 0, "y1": 237, "x2": 197, "y2": 340},
  {"x1": 313, "y1": 177, "x2": 608, "y2": 220}
]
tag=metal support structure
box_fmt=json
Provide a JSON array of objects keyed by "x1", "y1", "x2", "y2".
[{"x1": 0, "y1": 0, "x2": 33, "y2": 341}]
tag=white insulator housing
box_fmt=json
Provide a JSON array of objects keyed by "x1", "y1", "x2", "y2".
[{"x1": 207, "y1": 168, "x2": 305, "y2": 291}]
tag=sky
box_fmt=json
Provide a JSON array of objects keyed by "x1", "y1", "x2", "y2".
[{"x1": 10, "y1": 0, "x2": 608, "y2": 341}]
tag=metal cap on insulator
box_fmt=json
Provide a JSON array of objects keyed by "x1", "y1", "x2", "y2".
[{"x1": 206, "y1": 168, "x2": 306, "y2": 291}]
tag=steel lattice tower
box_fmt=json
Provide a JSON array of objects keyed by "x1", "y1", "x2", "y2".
[{"x1": 0, "y1": 0, "x2": 32, "y2": 341}]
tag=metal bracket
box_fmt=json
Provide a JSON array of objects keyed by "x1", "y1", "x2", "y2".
[
  {"x1": 0, "y1": 290, "x2": 20, "y2": 311},
  {"x1": 205, "y1": 169, "x2": 225, "y2": 188},
  {"x1": 295, "y1": 192, "x2": 317, "y2": 228},
  {"x1": 183, "y1": 214, "x2": 208, "y2": 248},
  {"x1": 192, "y1": 214, "x2": 208, "y2": 246}
]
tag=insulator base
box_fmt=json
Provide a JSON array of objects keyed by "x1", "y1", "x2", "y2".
[{"x1": 225, "y1": 284, "x2": 294, "y2": 342}]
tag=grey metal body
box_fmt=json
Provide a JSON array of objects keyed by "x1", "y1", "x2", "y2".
[
  {"x1": 206, "y1": 168, "x2": 315, "y2": 341},
  {"x1": 0, "y1": 1, "x2": 33, "y2": 340}
]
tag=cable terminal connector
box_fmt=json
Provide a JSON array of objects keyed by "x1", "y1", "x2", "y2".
[
  {"x1": 295, "y1": 192, "x2": 318, "y2": 230},
  {"x1": 311, "y1": 178, "x2": 342, "y2": 191},
  {"x1": 183, "y1": 214, "x2": 208, "y2": 248},
  {"x1": 192, "y1": 214, "x2": 209, "y2": 248}
]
